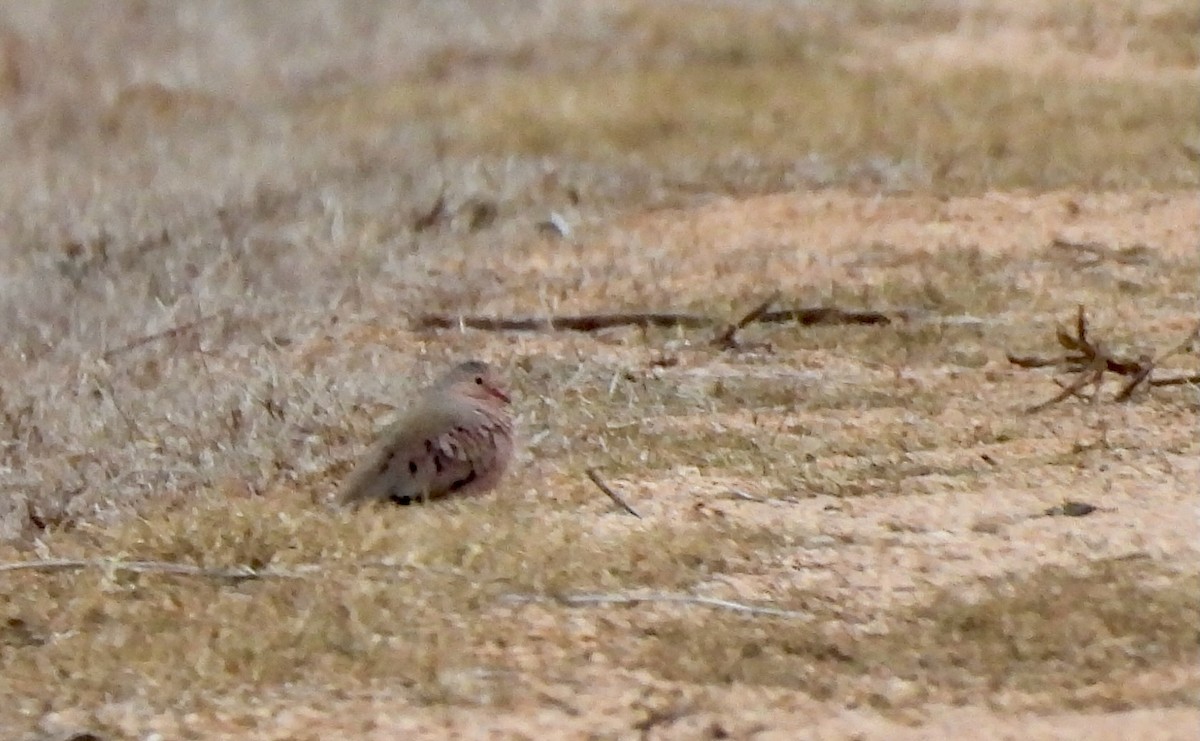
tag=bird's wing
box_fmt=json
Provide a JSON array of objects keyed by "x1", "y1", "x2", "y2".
[{"x1": 338, "y1": 403, "x2": 492, "y2": 506}]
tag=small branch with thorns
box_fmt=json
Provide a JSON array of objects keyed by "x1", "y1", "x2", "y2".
[{"x1": 1007, "y1": 306, "x2": 1200, "y2": 412}]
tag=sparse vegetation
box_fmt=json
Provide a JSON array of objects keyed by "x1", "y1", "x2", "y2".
[{"x1": 0, "y1": 1, "x2": 1196, "y2": 738}]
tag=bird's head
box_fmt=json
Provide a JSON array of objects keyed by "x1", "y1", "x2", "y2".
[{"x1": 439, "y1": 360, "x2": 512, "y2": 406}]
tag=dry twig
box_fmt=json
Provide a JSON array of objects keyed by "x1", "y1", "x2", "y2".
[
  {"x1": 1115, "y1": 320, "x2": 1200, "y2": 401},
  {"x1": 1144, "y1": 374, "x2": 1200, "y2": 388},
  {"x1": 1048, "y1": 237, "x2": 1151, "y2": 266},
  {"x1": 1041, "y1": 501, "x2": 1101, "y2": 518},
  {"x1": 755, "y1": 307, "x2": 893, "y2": 326},
  {"x1": 1008, "y1": 306, "x2": 1200, "y2": 411},
  {"x1": 500, "y1": 591, "x2": 812, "y2": 620},
  {"x1": 417, "y1": 312, "x2": 711, "y2": 332},
  {"x1": 713, "y1": 292, "x2": 779, "y2": 349},
  {"x1": 0, "y1": 558, "x2": 319, "y2": 580},
  {"x1": 1026, "y1": 357, "x2": 1106, "y2": 413},
  {"x1": 726, "y1": 489, "x2": 762, "y2": 502},
  {"x1": 0, "y1": 559, "x2": 460, "y2": 583},
  {"x1": 585, "y1": 467, "x2": 642, "y2": 518},
  {"x1": 417, "y1": 305, "x2": 896, "y2": 334},
  {"x1": 103, "y1": 312, "x2": 226, "y2": 360}
]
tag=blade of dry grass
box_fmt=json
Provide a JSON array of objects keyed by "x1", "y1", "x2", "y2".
[
  {"x1": 585, "y1": 467, "x2": 642, "y2": 518},
  {"x1": 500, "y1": 592, "x2": 814, "y2": 621}
]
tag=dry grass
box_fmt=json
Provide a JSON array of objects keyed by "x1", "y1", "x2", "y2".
[
  {"x1": 0, "y1": 1, "x2": 1198, "y2": 739},
  {"x1": 1, "y1": 497, "x2": 788, "y2": 707},
  {"x1": 314, "y1": 2, "x2": 1199, "y2": 193}
]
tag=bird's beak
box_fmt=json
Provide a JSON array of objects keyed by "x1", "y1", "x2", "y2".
[{"x1": 487, "y1": 386, "x2": 511, "y2": 404}]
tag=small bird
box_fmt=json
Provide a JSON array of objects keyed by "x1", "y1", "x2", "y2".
[{"x1": 338, "y1": 360, "x2": 515, "y2": 508}]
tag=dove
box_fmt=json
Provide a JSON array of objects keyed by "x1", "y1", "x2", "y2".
[{"x1": 338, "y1": 360, "x2": 515, "y2": 508}]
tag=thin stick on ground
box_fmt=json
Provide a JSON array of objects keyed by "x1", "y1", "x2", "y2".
[
  {"x1": 0, "y1": 559, "x2": 457, "y2": 582},
  {"x1": 417, "y1": 312, "x2": 712, "y2": 332},
  {"x1": 0, "y1": 558, "x2": 320, "y2": 580},
  {"x1": 1026, "y1": 361, "x2": 1105, "y2": 413},
  {"x1": 1005, "y1": 354, "x2": 1059, "y2": 369},
  {"x1": 500, "y1": 592, "x2": 812, "y2": 620},
  {"x1": 713, "y1": 291, "x2": 779, "y2": 349},
  {"x1": 1048, "y1": 237, "x2": 1151, "y2": 266},
  {"x1": 726, "y1": 489, "x2": 762, "y2": 502},
  {"x1": 1146, "y1": 374, "x2": 1200, "y2": 387},
  {"x1": 103, "y1": 312, "x2": 227, "y2": 361},
  {"x1": 1116, "y1": 320, "x2": 1200, "y2": 401},
  {"x1": 755, "y1": 306, "x2": 893, "y2": 326},
  {"x1": 585, "y1": 467, "x2": 642, "y2": 518},
  {"x1": 416, "y1": 305, "x2": 897, "y2": 334}
]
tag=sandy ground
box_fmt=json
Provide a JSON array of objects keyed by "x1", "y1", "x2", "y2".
[
  {"x1": 15, "y1": 189, "x2": 1198, "y2": 741},
  {"x1": 34, "y1": 676, "x2": 1200, "y2": 741}
]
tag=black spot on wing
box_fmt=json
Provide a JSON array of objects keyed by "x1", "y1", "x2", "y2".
[
  {"x1": 408, "y1": 460, "x2": 418, "y2": 474},
  {"x1": 379, "y1": 449, "x2": 395, "y2": 474},
  {"x1": 389, "y1": 493, "x2": 414, "y2": 506},
  {"x1": 434, "y1": 454, "x2": 444, "y2": 474},
  {"x1": 448, "y1": 469, "x2": 477, "y2": 493}
]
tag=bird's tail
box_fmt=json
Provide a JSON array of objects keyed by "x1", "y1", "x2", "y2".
[{"x1": 336, "y1": 461, "x2": 380, "y2": 508}]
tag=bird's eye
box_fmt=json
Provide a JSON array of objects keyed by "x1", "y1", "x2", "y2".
[{"x1": 475, "y1": 377, "x2": 484, "y2": 385}]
